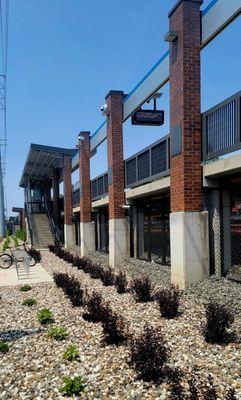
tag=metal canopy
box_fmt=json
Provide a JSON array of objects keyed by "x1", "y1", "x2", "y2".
[{"x1": 19, "y1": 143, "x2": 77, "y2": 188}]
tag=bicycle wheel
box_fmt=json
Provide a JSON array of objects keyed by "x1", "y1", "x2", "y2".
[
  {"x1": 29, "y1": 256, "x2": 37, "y2": 267},
  {"x1": 0, "y1": 253, "x2": 13, "y2": 269}
]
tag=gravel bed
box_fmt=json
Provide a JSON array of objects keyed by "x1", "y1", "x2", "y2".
[{"x1": 0, "y1": 251, "x2": 241, "y2": 399}]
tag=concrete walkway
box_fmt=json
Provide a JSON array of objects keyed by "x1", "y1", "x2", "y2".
[{"x1": 0, "y1": 262, "x2": 53, "y2": 287}]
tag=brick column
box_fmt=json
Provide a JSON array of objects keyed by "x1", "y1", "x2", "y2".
[
  {"x1": 106, "y1": 90, "x2": 128, "y2": 266},
  {"x1": 79, "y1": 131, "x2": 95, "y2": 256},
  {"x1": 169, "y1": 0, "x2": 209, "y2": 288},
  {"x1": 63, "y1": 155, "x2": 74, "y2": 248},
  {"x1": 52, "y1": 168, "x2": 60, "y2": 225}
]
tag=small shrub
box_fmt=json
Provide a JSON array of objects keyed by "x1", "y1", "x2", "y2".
[
  {"x1": 0, "y1": 341, "x2": 9, "y2": 353},
  {"x1": 84, "y1": 291, "x2": 105, "y2": 322},
  {"x1": 203, "y1": 301, "x2": 234, "y2": 343},
  {"x1": 13, "y1": 236, "x2": 19, "y2": 247},
  {"x1": 28, "y1": 247, "x2": 41, "y2": 263},
  {"x1": 188, "y1": 376, "x2": 200, "y2": 399},
  {"x1": 22, "y1": 298, "x2": 37, "y2": 307},
  {"x1": 20, "y1": 284, "x2": 32, "y2": 292},
  {"x1": 203, "y1": 375, "x2": 217, "y2": 400},
  {"x1": 100, "y1": 267, "x2": 115, "y2": 286},
  {"x1": 15, "y1": 228, "x2": 26, "y2": 242},
  {"x1": 131, "y1": 276, "x2": 154, "y2": 302},
  {"x1": 89, "y1": 262, "x2": 103, "y2": 279},
  {"x1": 115, "y1": 272, "x2": 128, "y2": 294},
  {"x1": 48, "y1": 244, "x2": 56, "y2": 253},
  {"x1": 66, "y1": 277, "x2": 85, "y2": 307},
  {"x1": 56, "y1": 246, "x2": 65, "y2": 259},
  {"x1": 63, "y1": 344, "x2": 80, "y2": 362},
  {"x1": 129, "y1": 324, "x2": 169, "y2": 382},
  {"x1": 101, "y1": 304, "x2": 128, "y2": 345},
  {"x1": 48, "y1": 326, "x2": 68, "y2": 341},
  {"x1": 169, "y1": 369, "x2": 185, "y2": 400},
  {"x1": 53, "y1": 273, "x2": 85, "y2": 307},
  {"x1": 2, "y1": 239, "x2": 9, "y2": 252},
  {"x1": 63, "y1": 251, "x2": 74, "y2": 264},
  {"x1": 73, "y1": 256, "x2": 83, "y2": 269},
  {"x1": 53, "y1": 272, "x2": 69, "y2": 288},
  {"x1": 226, "y1": 388, "x2": 237, "y2": 400},
  {"x1": 82, "y1": 258, "x2": 92, "y2": 274},
  {"x1": 156, "y1": 284, "x2": 180, "y2": 318},
  {"x1": 59, "y1": 376, "x2": 85, "y2": 396},
  {"x1": 38, "y1": 308, "x2": 54, "y2": 325}
]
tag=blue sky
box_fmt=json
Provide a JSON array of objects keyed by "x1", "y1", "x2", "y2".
[{"x1": 6, "y1": 0, "x2": 241, "y2": 215}]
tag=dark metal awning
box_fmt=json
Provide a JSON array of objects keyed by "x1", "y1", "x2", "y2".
[
  {"x1": 12, "y1": 207, "x2": 23, "y2": 213},
  {"x1": 19, "y1": 143, "x2": 78, "y2": 188}
]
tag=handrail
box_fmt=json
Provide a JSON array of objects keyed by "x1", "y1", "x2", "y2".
[{"x1": 45, "y1": 200, "x2": 62, "y2": 246}]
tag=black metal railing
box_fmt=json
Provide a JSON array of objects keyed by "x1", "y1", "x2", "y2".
[
  {"x1": 125, "y1": 135, "x2": 170, "y2": 188},
  {"x1": 91, "y1": 172, "x2": 108, "y2": 201},
  {"x1": 202, "y1": 90, "x2": 241, "y2": 161},
  {"x1": 45, "y1": 200, "x2": 62, "y2": 245},
  {"x1": 73, "y1": 188, "x2": 80, "y2": 208},
  {"x1": 27, "y1": 201, "x2": 46, "y2": 214}
]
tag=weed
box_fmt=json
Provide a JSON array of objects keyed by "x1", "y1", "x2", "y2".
[
  {"x1": 22, "y1": 298, "x2": 37, "y2": 307},
  {"x1": 48, "y1": 326, "x2": 68, "y2": 341},
  {"x1": 63, "y1": 344, "x2": 80, "y2": 362},
  {"x1": 20, "y1": 285, "x2": 32, "y2": 292},
  {"x1": 37, "y1": 308, "x2": 54, "y2": 325},
  {"x1": 0, "y1": 341, "x2": 9, "y2": 353},
  {"x1": 59, "y1": 376, "x2": 85, "y2": 396}
]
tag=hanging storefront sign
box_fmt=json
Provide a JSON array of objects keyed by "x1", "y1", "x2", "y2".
[{"x1": 131, "y1": 109, "x2": 164, "y2": 126}]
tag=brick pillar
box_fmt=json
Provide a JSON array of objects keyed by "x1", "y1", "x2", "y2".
[
  {"x1": 63, "y1": 155, "x2": 74, "y2": 248},
  {"x1": 106, "y1": 90, "x2": 128, "y2": 266},
  {"x1": 169, "y1": 0, "x2": 209, "y2": 288},
  {"x1": 52, "y1": 168, "x2": 60, "y2": 225},
  {"x1": 79, "y1": 131, "x2": 95, "y2": 256}
]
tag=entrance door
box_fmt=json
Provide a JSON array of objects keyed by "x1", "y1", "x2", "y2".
[{"x1": 137, "y1": 196, "x2": 170, "y2": 265}]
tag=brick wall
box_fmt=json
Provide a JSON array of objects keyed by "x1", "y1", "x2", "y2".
[
  {"x1": 170, "y1": 0, "x2": 203, "y2": 212},
  {"x1": 63, "y1": 155, "x2": 72, "y2": 225},
  {"x1": 79, "y1": 131, "x2": 92, "y2": 222},
  {"x1": 106, "y1": 90, "x2": 125, "y2": 220}
]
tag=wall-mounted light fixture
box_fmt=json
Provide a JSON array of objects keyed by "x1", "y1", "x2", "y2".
[{"x1": 164, "y1": 30, "x2": 178, "y2": 43}]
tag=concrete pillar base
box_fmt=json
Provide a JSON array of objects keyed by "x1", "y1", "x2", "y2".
[
  {"x1": 170, "y1": 211, "x2": 210, "y2": 289},
  {"x1": 109, "y1": 218, "x2": 128, "y2": 267},
  {"x1": 80, "y1": 222, "x2": 95, "y2": 257},
  {"x1": 64, "y1": 224, "x2": 75, "y2": 249}
]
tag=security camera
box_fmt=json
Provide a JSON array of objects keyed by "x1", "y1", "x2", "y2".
[{"x1": 100, "y1": 103, "x2": 109, "y2": 116}]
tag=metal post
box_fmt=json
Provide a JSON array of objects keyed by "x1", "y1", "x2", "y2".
[{"x1": 0, "y1": 153, "x2": 5, "y2": 237}]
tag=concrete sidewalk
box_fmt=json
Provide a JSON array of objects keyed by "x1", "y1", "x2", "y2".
[{"x1": 0, "y1": 263, "x2": 53, "y2": 287}]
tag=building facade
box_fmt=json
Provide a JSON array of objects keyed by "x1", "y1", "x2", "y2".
[{"x1": 19, "y1": 0, "x2": 241, "y2": 288}]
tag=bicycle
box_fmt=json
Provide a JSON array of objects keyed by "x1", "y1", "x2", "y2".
[{"x1": 0, "y1": 242, "x2": 38, "y2": 269}]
